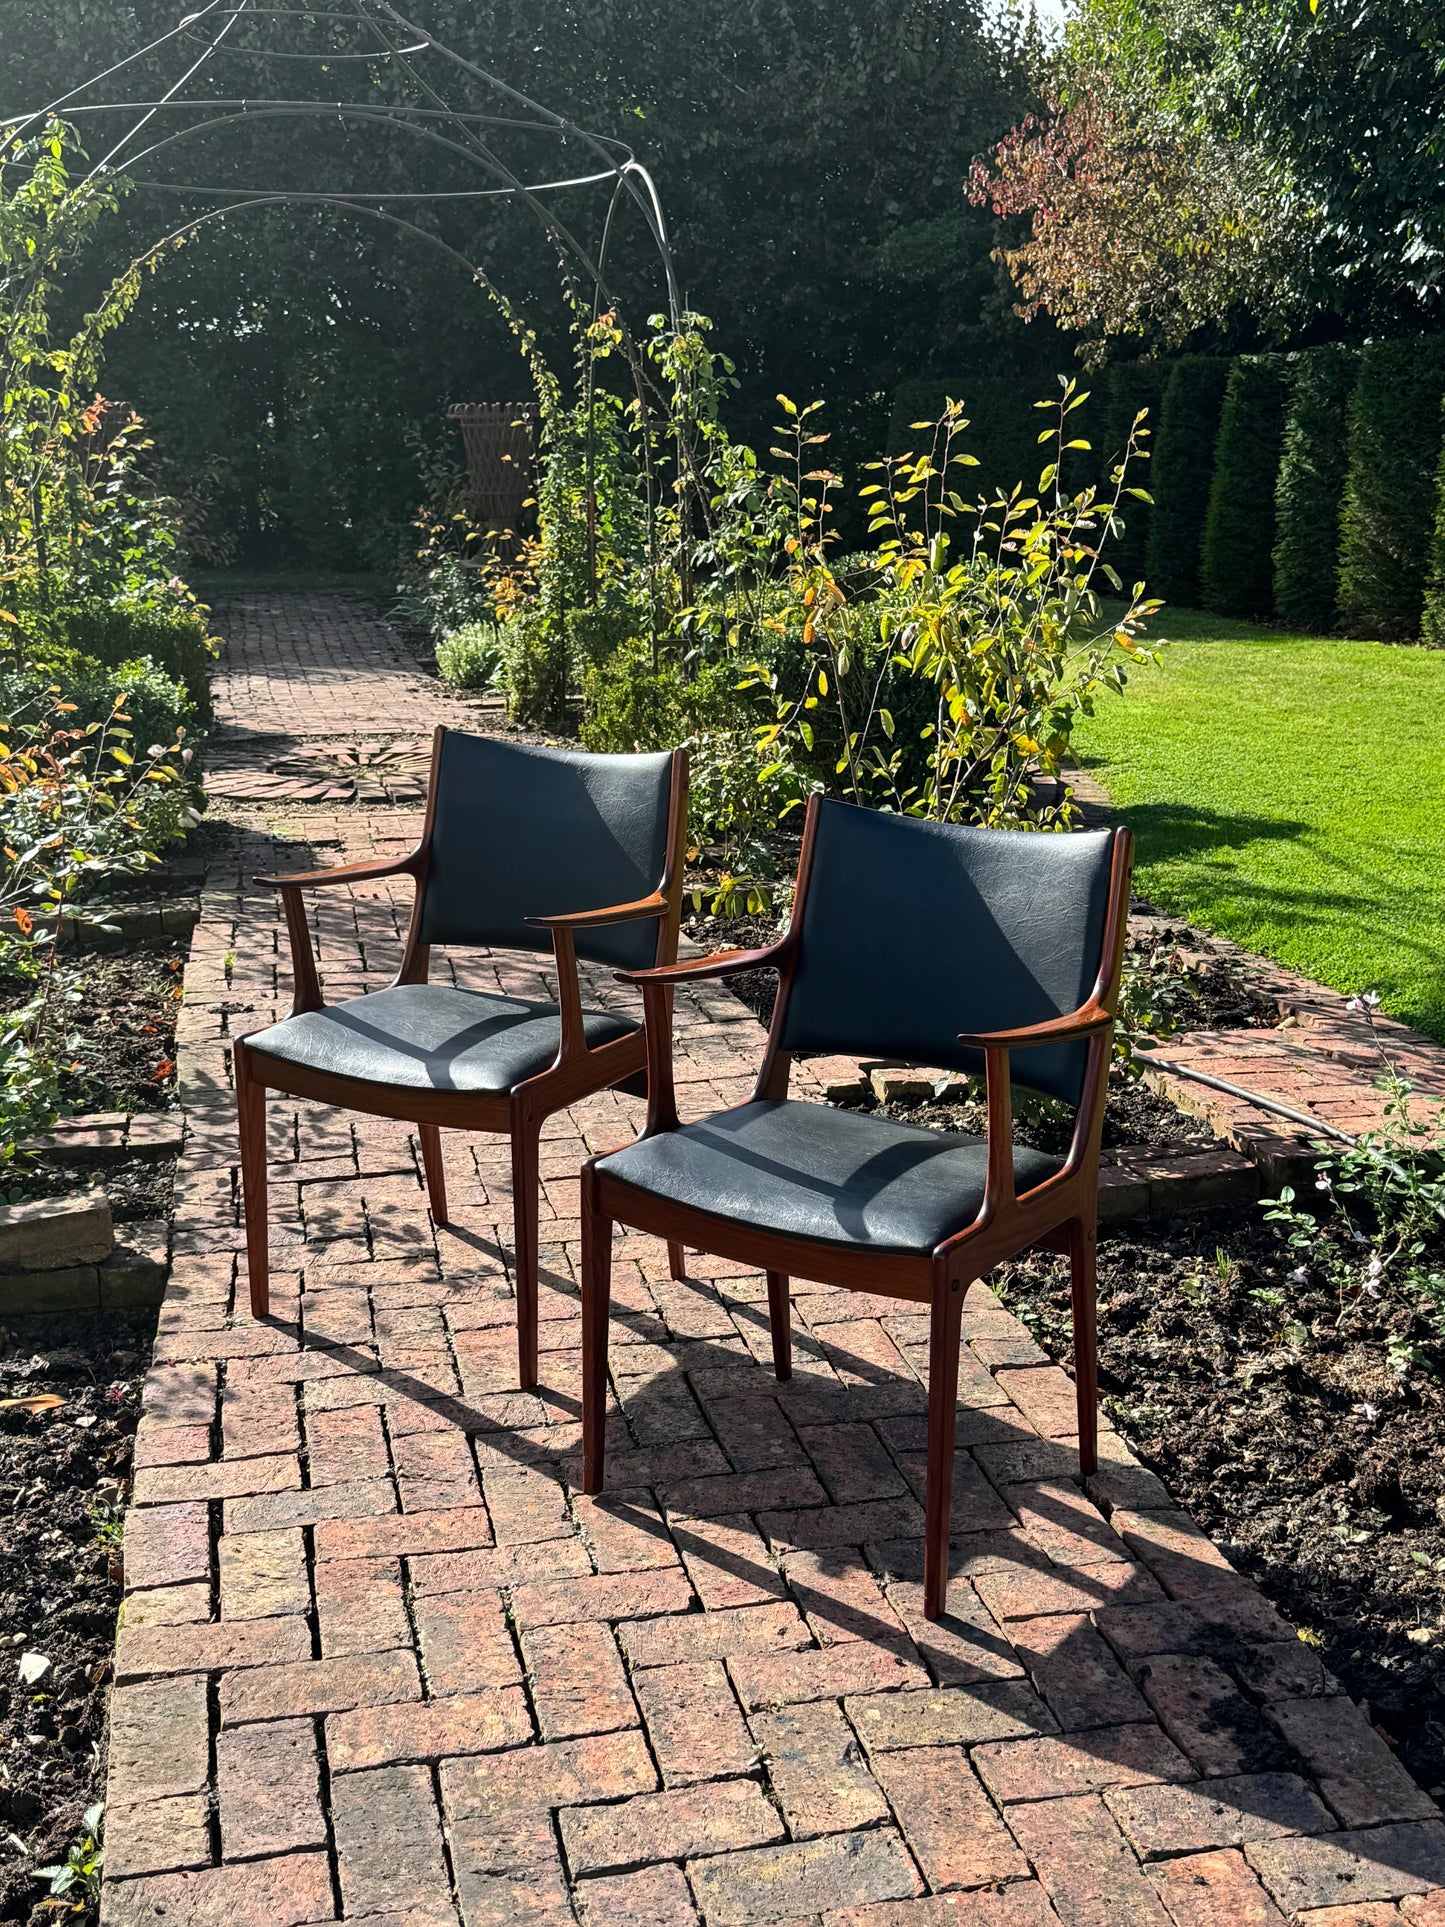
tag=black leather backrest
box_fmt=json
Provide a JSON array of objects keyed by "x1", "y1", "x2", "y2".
[
  {"x1": 779, "y1": 799, "x2": 1116, "y2": 1105},
  {"x1": 417, "y1": 732, "x2": 674, "y2": 970}
]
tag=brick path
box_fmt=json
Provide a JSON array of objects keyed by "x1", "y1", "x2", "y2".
[{"x1": 102, "y1": 595, "x2": 1445, "y2": 1926}]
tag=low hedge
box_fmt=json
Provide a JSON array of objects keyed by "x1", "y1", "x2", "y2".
[{"x1": 50, "y1": 601, "x2": 217, "y2": 719}]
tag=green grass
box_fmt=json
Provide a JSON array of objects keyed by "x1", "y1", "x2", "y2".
[{"x1": 1072, "y1": 607, "x2": 1445, "y2": 1040}]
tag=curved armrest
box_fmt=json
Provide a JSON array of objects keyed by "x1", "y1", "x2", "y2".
[
  {"x1": 527, "y1": 892, "x2": 668, "y2": 933},
  {"x1": 255, "y1": 853, "x2": 420, "y2": 890},
  {"x1": 618, "y1": 942, "x2": 789, "y2": 989},
  {"x1": 959, "y1": 1000, "x2": 1112, "y2": 1051}
]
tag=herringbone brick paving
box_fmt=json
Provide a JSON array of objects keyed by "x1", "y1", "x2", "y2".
[{"x1": 102, "y1": 595, "x2": 1445, "y2": 1926}]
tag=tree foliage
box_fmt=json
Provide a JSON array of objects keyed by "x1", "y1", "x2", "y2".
[
  {"x1": 1145, "y1": 356, "x2": 1228, "y2": 606},
  {"x1": 1201, "y1": 354, "x2": 1286, "y2": 622},
  {"x1": 1339, "y1": 338, "x2": 1445, "y2": 641},
  {"x1": 1272, "y1": 344, "x2": 1356, "y2": 634}
]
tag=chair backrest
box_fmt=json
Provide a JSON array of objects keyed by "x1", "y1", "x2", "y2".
[
  {"x1": 777, "y1": 798, "x2": 1119, "y2": 1105},
  {"x1": 417, "y1": 731, "x2": 676, "y2": 970}
]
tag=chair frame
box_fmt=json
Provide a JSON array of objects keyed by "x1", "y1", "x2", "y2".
[
  {"x1": 234, "y1": 726, "x2": 689, "y2": 1389},
  {"x1": 580, "y1": 795, "x2": 1133, "y2": 1619}
]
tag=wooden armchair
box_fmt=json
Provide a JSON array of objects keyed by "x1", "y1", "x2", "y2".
[
  {"x1": 579, "y1": 794, "x2": 1132, "y2": 1619},
  {"x1": 234, "y1": 727, "x2": 688, "y2": 1387}
]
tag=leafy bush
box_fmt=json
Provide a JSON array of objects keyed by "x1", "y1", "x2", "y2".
[
  {"x1": 1201, "y1": 355, "x2": 1287, "y2": 620},
  {"x1": 1273, "y1": 344, "x2": 1358, "y2": 633},
  {"x1": 436, "y1": 622, "x2": 504, "y2": 691},
  {"x1": 500, "y1": 608, "x2": 571, "y2": 730},
  {"x1": 48, "y1": 601, "x2": 216, "y2": 719},
  {"x1": 1338, "y1": 337, "x2": 1445, "y2": 640},
  {"x1": 0, "y1": 654, "x2": 198, "y2": 795},
  {"x1": 1145, "y1": 357, "x2": 1230, "y2": 605},
  {"x1": 1101, "y1": 361, "x2": 1166, "y2": 589}
]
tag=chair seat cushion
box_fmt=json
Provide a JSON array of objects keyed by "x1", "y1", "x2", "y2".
[
  {"x1": 244, "y1": 984, "x2": 638, "y2": 1096},
  {"x1": 598, "y1": 1099, "x2": 1063, "y2": 1255}
]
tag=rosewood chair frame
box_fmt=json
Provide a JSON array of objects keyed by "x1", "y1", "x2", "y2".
[
  {"x1": 580, "y1": 796, "x2": 1134, "y2": 1619},
  {"x1": 234, "y1": 728, "x2": 689, "y2": 1389}
]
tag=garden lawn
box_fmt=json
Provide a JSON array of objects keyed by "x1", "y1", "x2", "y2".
[{"x1": 1072, "y1": 608, "x2": 1445, "y2": 1040}]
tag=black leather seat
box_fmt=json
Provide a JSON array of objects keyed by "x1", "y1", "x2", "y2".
[
  {"x1": 601, "y1": 1098, "x2": 1062, "y2": 1253},
  {"x1": 246, "y1": 984, "x2": 637, "y2": 1095}
]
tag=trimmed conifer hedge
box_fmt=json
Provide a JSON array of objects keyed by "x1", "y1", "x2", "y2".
[
  {"x1": 1145, "y1": 357, "x2": 1231, "y2": 606},
  {"x1": 1338, "y1": 337, "x2": 1445, "y2": 639},
  {"x1": 1201, "y1": 356, "x2": 1288, "y2": 620},
  {"x1": 1272, "y1": 345, "x2": 1358, "y2": 633},
  {"x1": 1100, "y1": 361, "x2": 1166, "y2": 592},
  {"x1": 1423, "y1": 401, "x2": 1445, "y2": 646}
]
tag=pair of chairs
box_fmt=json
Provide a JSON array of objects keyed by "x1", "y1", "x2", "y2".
[{"x1": 235, "y1": 726, "x2": 1132, "y2": 1619}]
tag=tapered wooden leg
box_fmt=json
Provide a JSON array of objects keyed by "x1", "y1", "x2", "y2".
[
  {"x1": 667, "y1": 1240, "x2": 686, "y2": 1281},
  {"x1": 418, "y1": 1123, "x2": 448, "y2": 1227},
  {"x1": 234, "y1": 1040, "x2": 270, "y2": 1320},
  {"x1": 1070, "y1": 1217, "x2": 1100, "y2": 1477},
  {"x1": 924, "y1": 1270, "x2": 965, "y2": 1620},
  {"x1": 766, "y1": 1272, "x2": 792, "y2": 1381},
  {"x1": 510, "y1": 1115, "x2": 541, "y2": 1391},
  {"x1": 581, "y1": 1167, "x2": 612, "y2": 1494}
]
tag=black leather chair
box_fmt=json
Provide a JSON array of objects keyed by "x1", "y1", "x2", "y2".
[
  {"x1": 580, "y1": 794, "x2": 1132, "y2": 1619},
  {"x1": 235, "y1": 727, "x2": 688, "y2": 1387}
]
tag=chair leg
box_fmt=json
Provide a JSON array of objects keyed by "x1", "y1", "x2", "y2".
[
  {"x1": 581, "y1": 1168, "x2": 612, "y2": 1494},
  {"x1": 924, "y1": 1271, "x2": 965, "y2": 1621},
  {"x1": 510, "y1": 1117, "x2": 541, "y2": 1392},
  {"x1": 1070, "y1": 1216, "x2": 1100, "y2": 1478},
  {"x1": 234, "y1": 1041, "x2": 270, "y2": 1320},
  {"x1": 418, "y1": 1123, "x2": 448, "y2": 1227},
  {"x1": 766, "y1": 1271, "x2": 792, "y2": 1381},
  {"x1": 667, "y1": 1240, "x2": 687, "y2": 1281}
]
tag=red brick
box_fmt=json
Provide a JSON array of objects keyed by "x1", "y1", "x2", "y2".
[
  {"x1": 314, "y1": 1554, "x2": 412, "y2": 1657},
  {"x1": 121, "y1": 1583, "x2": 212, "y2": 1627},
  {"x1": 618, "y1": 1601, "x2": 808, "y2": 1670},
  {"x1": 1247, "y1": 1825, "x2": 1445, "y2": 1912},
  {"x1": 1107, "y1": 1773, "x2": 1335, "y2": 1858},
  {"x1": 973, "y1": 1723, "x2": 1193, "y2": 1804},
  {"x1": 394, "y1": 1424, "x2": 482, "y2": 1509},
  {"x1": 104, "y1": 1796, "x2": 211, "y2": 1878},
  {"x1": 414, "y1": 1586, "x2": 518, "y2": 1694},
  {"x1": 730, "y1": 1639, "x2": 929, "y2": 1711},
  {"x1": 511, "y1": 1566, "x2": 694, "y2": 1629},
  {"x1": 1138, "y1": 1656, "x2": 1293, "y2": 1777},
  {"x1": 216, "y1": 1717, "x2": 328, "y2": 1857},
  {"x1": 219, "y1": 1647, "x2": 419, "y2": 1724},
  {"x1": 225, "y1": 1476, "x2": 396, "y2": 1534},
  {"x1": 825, "y1": 1892, "x2": 1061, "y2": 1927},
  {"x1": 1010, "y1": 1612, "x2": 1151, "y2": 1730},
  {"x1": 661, "y1": 1466, "x2": 827, "y2": 1519},
  {"x1": 222, "y1": 1387, "x2": 300, "y2": 1462},
  {"x1": 575, "y1": 1865, "x2": 699, "y2": 1927},
  {"x1": 485, "y1": 1464, "x2": 575, "y2": 1544},
  {"x1": 795, "y1": 1423, "x2": 907, "y2": 1504},
  {"x1": 996, "y1": 1366, "x2": 1093, "y2": 1438},
  {"x1": 440, "y1": 1731, "x2": 658, "y2": 1826},
  {"x1": 106, "y1": 1676, "x2": 210, "y2": 1801},
  {"x1": 315, "y1": 1502, "x2": 493, "y2": 1561},
  {"x1": 524, "y1": 1620, "x2": 636, "y2": 1739},
  {"x1": 122, "y1": 1501, "x2": 210, "y2": 1590},
  {"x1": 332, "y1": 1761, "x2": 452, "y2": 1918},
  {"x1": 218, "y1": 1528, "x2": 310, "y2": 1621},
  {"x1": 1270, "y1": 1698, "x2": 1439, "y2": 1827},
  {"x1": 1009, "y1": 1480, "x2": 1130, "y2": 1567},
  {"x1": 882, "y1": 1578, "x2": 1026, "y2": 1687},
  {"x1": 671, "y1": 1513, "x2": 784, "y2": 1608},
  {"x1": 1148, "y1": 1848, "x2": 1290, "y2": 1925},
  {"x1": 328, "y1": 1686, "x2": 533, "y2": 1770},
  {"x1": 573, "y1": 1490, "x2": 679, "y2": 1572},
  {"x1": 847, "y1": 1681, "x2": 1054, "y2": 1752},
  {"x1": 686, "y1": 1829, "x2": 921, "y2": 1925},
  {"x1": 751, "y1": 1698, "x2": 888, "y2": 1836},
  {"x1": 700, "y1": 1390, "x2": 809, "y2": 1474},
  {"x1": 306, "y1": 1402, "x2": 390, "y2": 1484},
  {"x1": 973, "y1": 1557, "x2": 1163, "y2": 1623},
  {"x1": 782, "y1": 1548, "x2": 904, "y2": 1646},
  {"x1": 633, "y1": 1661, "x2": 753, "y2": 1785},
  {"x1": 1093, "y1": 1597, "x2": 1293, "y2": 1667},
  {"x1": 116, "y1": 1614, "x2": 310, "y2": 1682},
  {"x1": 101, "y1": 1851, "x2": 334, "y2": 1927},
  {"x1": 133, "y1": 1425, "x2": 213, "y2": 1470},
  {"x1": 1007, "y1": 1793, "x2": 1174, "y2": 1926},
  {"x1": 561, "y1": 1779, "x2": 785, "y2": 1874},
  {"x1": 872, "y1": 1745, "x2": 1029, "y2": 1891},
  {"x1": 1295, "y1": 1907, "x2": 1406, "y2": 1926},
  {"x1": 132, "y1": 1453, "x2": 299, "y2": 1507},
  {"x1": 760, "y1": 1496, "x2": 927, "y2": 1553},
  {"x1": 409, "y1": 1535, "x2": 590, "y2": 1595},
  {"x1": 1111, "y1": 1509, "x2": 1247, "y2": 1600}
]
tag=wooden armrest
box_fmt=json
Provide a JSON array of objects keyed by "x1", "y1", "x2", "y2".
[
  {"x1": 256, "y1": 853, "x2": 419, "y2": 890},
  {"x1": 959, "y1": 1000, "x2": 1113, "y2": 1051},
  {"x1": 618, "y1": 942, "x2": 789, "y2": 988},
  {"x1": 527, "y1": 892, "x2": 668, "y2": 933}
]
